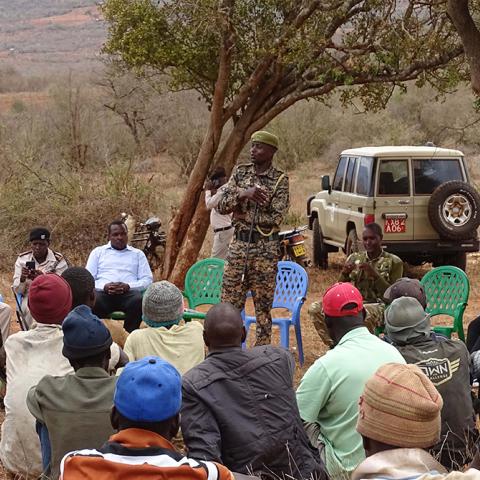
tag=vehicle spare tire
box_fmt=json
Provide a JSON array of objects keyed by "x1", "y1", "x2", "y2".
[{"x1": 428, "y1": 181, "x2": 480, "y2": 240}]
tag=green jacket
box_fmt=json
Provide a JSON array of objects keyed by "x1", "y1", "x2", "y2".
[
  {"x1": 27, "y1": 367, "x2": 116, "y2": 480},
  {"x1": 339, "y1": 250, "x2": 403, "y2": 303}
]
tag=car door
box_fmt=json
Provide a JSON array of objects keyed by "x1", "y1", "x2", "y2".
[
  {"x1": 323, "y1": 155, "x2": 348, "y2": 240},
  {"x1": 375, "y1": 158, "x2": 414, "y2": 240},
  {"x1": 412, "y1": 157, "x2": 466, "y2": 240},
  {"x1": 336, "y1": 156, "x2": 359, "y2": 236},
  {"x1": 350, "y1": 155, "x2": 375, "y2": 228}
]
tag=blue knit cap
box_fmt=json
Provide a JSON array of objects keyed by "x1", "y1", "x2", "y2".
[
  {"x1": 114, "y1": 356, "x2": 181, "y2": 422},
  {"x1": 62, "y1": 305, "x2": 112, "y2": 360}
]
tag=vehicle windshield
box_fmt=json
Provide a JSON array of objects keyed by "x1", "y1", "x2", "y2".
[{"x1": 413, "y1": 159, "x2": 464, "y2": 195}]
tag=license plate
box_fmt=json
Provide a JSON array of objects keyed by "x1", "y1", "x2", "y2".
[
  {"x1": 292, "y1": 244, "x2": 306, "y2": 257},
  {"x1": 384, "y1": 217, "x2": 406, "y2": 233}
]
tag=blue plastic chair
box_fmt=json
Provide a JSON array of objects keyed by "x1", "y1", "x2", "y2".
[
  {"x1": 12, "y1": 290, "x2": 28, "y2": 330},
  {"x1": 242, "y1": 261, "x2": 308, "y2": 365}
]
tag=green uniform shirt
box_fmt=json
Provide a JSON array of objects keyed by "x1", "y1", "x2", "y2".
[
  {"x1": 217, "y1": 163, "x2": 289, "y2": 234},
  {"x1": 339, "y1": 250, "x2": 403, "y2": 303},
  {"x1": 296, "y1": 327, "x2": 406, "y2": 479}
]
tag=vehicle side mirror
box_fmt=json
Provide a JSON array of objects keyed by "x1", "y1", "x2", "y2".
[{"x1": 321, "y1": 175, "x2": 331, "y2": 193}]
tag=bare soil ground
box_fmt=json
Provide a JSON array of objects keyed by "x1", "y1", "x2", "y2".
[
  {"x1": 0, "y1": 153, "x2": 478, "y2": 476},
  {"x1": 0, "y1": 4, "x2": 104, "y2": 76},
  {"x1": 0, "y1": 92, "x2": 50, "y2": 113},
  {"x1": 0, "y1": 250, "x2": 479, "y2": 477}
]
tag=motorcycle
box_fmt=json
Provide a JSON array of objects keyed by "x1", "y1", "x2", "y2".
[
  {"x1": 120, "y1": 213, "x2": 167, "y2": 272},
  {"x1": 279, "y1": 225, "x2": 311, "y2": 268}
]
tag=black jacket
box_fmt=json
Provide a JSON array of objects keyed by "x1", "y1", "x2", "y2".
[{"x1": 181, "y1": 345, "x2": 327, "y2": 479}]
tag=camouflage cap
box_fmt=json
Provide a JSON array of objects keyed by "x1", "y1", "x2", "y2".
[
  {"x1": 251, "y1": 130, "x2": 279, "y2": 149},
  {"x1": 383, "y1": 277, "x2": 427, "y2": 309}
]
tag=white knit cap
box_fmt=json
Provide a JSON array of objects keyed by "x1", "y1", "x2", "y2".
[{"x1": 142, "y1": 281, "x2": 184, "y2": 326}]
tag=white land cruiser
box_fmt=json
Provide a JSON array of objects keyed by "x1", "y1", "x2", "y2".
[{"x1": 307, "y1": 146, "x2": 480, "y2": 270}]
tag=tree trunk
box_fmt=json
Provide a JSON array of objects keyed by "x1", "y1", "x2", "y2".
[
  {"x1": 167, "y1": 199, "x2": 211, "y2": 286},
  {"x1": 447, "y1": 0, "x2": 480, "y2": 94},
  {"x1": 166, "y1": 126, "x2": 249, "y2": 285},
  {"x1": 166, "y1": 119, "x2": 262, "y2": 286},
  {"x1": 162, "y1": 126, "x2": 222, "y2": 279},
  {"x1": 162, "y1": 0, "x2": 235, "y2": 282}
]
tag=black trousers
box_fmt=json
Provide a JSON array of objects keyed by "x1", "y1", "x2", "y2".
[{"x1": 93, "y1": 289, "x2": 143, "y2": 332}]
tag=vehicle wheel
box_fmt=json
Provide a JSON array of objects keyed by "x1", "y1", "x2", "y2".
[
  {"x1": 428, "y1": 181, "x2": 480, "y2": 240},
  {"x1": 312, "y1": 218, "x2": 328, "y2": 269},
  {"x1": 345, "y1": 229, "x2": 361, "y2": 257},
  {"x1": 440, "y1": 252, "x2": 467, "y2": 271}
]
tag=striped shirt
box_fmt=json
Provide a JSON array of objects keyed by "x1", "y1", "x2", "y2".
[{"x1": 60, "y1": 428, "x2": 234, "y2": 480}]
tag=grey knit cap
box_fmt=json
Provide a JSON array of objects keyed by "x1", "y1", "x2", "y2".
[
  {"x1": 142, "y1": 281, "x2": 184, "y2": 327},
  {"x1": 385, "y1": 296, "x2": 431, "y2": 345}
]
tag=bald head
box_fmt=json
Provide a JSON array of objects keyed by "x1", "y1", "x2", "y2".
[{"x1": 204, "y1": 303, "x2": 246, "y2": 350}]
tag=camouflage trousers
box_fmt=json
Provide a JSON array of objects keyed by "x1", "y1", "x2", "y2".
[
  {"x1": 222, "y1": 238, "x2": 280, "y2": 346},
  {"x1": 309, "y1": 301, "x2": 385, "y2": 347}
]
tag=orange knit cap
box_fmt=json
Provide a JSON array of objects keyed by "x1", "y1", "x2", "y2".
[{"x1": 357, "y1": 363, "x2": 443, "y2": 448}]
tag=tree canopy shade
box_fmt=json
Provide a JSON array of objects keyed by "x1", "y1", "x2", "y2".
[{"x1": 102, "y1": 0, "x2": 466, "y2": 284}]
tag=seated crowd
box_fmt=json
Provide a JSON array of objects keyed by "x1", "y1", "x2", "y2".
[{"x1": 0, "y1": 221, "x2": 479, "y2": 480}]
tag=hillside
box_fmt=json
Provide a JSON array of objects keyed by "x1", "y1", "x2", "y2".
[{"x1": 0, "y1": 0, "x2": 105, "y2": 75}]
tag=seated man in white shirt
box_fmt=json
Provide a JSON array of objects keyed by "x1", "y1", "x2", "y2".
[
  {"x1": 205, "y1": 167, "x2": 233, "y2": 259},
  {"x1": 86, "y1": 220, "x2": 153, "y2": 332}
]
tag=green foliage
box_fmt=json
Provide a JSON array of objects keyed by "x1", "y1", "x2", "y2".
[{"x1": 102, "y1": 0, "x2": 467, "y2": 112}]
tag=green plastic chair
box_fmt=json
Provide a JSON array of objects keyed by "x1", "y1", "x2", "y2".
[
  {"x1": 110, "y1": 311, "x2": 127, "y2": 320},
  {"x1": 110, "y1": 290, "x2": 146, "y2": 321},
  {"x1": 420, "y1": 265, "x2": 469, "y2": 341},
  {"x1": 183, "y1": 258, "x2": 225, "y2": 320}
]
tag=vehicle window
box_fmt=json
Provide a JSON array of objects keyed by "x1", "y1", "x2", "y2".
[
  {"x1": 378, "y1": 160, "x2": 410, "y2": 196},
  {"x1": 344, "y1": 157, "x2": 357, "y2": 193},
  {"x1": 332, "y1": 156, "x2": 348, "y2": 191},
  {"x1": 413, "y1": 159, "x2": 464, "y2": 195},
  {"x1": 356, "y1": 157, "x2": 373, "y2": 196}
]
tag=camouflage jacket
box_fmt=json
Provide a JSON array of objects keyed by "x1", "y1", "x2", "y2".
[
  {"x1": 339, "y1": 250, "x2": 403, "y2": 303},
  {"x1": 217, "y1": 163, "x2": 289, "y2": 234}
]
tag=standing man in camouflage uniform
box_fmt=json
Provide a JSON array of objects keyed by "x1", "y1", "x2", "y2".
[
  {"x1": 13, "y1": 227, "x2": 69, "y2": 329},
  {"x1": 310, "y1": 222, "x2": 403, "y2": 346},
  {"x1": 217, "y1": 131, "x2": 289, "y2": 346}
]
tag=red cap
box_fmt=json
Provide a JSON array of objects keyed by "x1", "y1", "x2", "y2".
[
  {"x1": 28, "y1": 274, "x2": 72, "y2": 325},
  {"x1": 323, "y1": 282, "x2": 363, "y2": 317}
]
